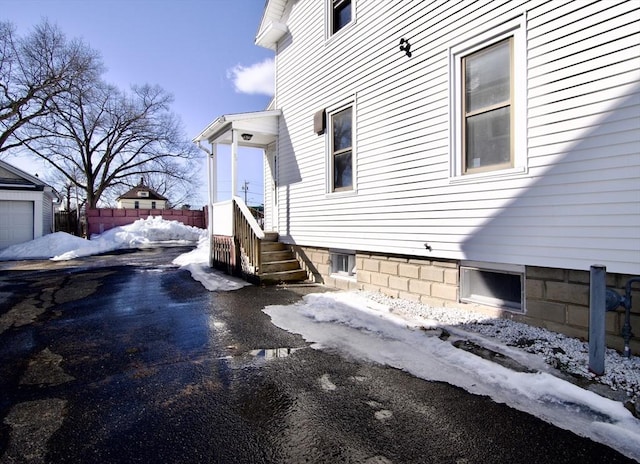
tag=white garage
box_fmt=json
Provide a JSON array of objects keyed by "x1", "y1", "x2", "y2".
[
  {"x1": 0, "y1": 160, "x2": 58, "y2": 251},
  {"x1": 0, "y1": 200, "x2": 34, "y2": 249}
]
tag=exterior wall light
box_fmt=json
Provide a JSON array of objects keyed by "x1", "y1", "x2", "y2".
[{"x1": 399, "y1": 38, "x2": 412, "y2": 57}]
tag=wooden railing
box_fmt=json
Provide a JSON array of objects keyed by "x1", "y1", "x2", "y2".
[
  {"x1": 210, "y1": 234, "x2": 236, "y2": 275},
  {"x1": 232, "y1": 196, "x2": 264, "y2": 276}
]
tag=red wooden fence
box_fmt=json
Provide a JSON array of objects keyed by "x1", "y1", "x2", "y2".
[{"x1": 86, "y1": 208, "x2": 207, "y2": 237}]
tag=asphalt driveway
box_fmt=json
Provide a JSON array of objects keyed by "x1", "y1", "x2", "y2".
[{"x1": 0, "y1": 247, "x2": 635, "y2": 463}]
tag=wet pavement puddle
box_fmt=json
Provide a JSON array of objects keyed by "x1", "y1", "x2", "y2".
[
  {"x1": 319, "y1": 373, "x2": 337, "y2": 391},
  {"x1": 248, "y1": 347, "x2": 303, "y2": 359}
]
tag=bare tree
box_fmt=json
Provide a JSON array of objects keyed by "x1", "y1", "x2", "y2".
[
  {"x1": 22, "y1": 79, "x2": 200, "y2": 208},
  {"x1": 0, "y1": 20, "x2": 102, "y2": 154}
]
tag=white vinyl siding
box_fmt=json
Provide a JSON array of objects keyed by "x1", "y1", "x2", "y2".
[
  {"x1": 271, "y1": 0, "x2": 640, "y2": 274},
  {"x1": 42, "y1": 194, "x2": 54, "y2": 234},
  {"x1": 264, "y1": 145, "x2": 277, "y2": 232}
]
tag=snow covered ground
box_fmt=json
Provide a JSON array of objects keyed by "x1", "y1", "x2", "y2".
[
  {"x1": 1, "y1": 218, "x2": 638, "y2": 460},
  {"x1": 0, "y1": 216, "x2": 206, "y2": 262}
]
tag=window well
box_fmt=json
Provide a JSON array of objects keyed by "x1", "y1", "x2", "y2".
[
  {"x1": 460, "y1": 266, "x2": 523, "y2": 311},
  {"x1": 330, "y1": 251, "x2": 356, "y2": 277}
]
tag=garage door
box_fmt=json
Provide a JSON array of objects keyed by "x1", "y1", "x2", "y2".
[{"x1": 0, "y1": 200, "x2": 34, "y2": 249}]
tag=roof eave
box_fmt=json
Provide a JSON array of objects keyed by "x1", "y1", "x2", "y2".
[
  {"x1": 193, "y1": 115, "x2": 230, "y2": 144},
  {"x1": 255, "y1": 21, "x2": 288, "y2": 50},
  {"x1": 193, "y1": 110, "x2": 282, "y2": 146},
  {"x1": 0, "y1": 159, "x2": 46, "y2": 188}
]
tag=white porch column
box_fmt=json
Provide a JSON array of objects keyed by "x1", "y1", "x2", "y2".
[
  {"x1": 211, "y1": 142, "x2": 218, "y2": 204},
  {"x1": 207, "y1": 142, "x2": 217, "y2": 240},
  {"x1": 231, "y1": 129, "x2": 238, "y2": 198}
]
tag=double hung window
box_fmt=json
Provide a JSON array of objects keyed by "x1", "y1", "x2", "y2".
[
  {"x1": 462, "y1": 39, "x2": 513, "y2": 173},
  {"x1": 331, "y1": 0, "x2": 352, "y2": 35},
  {"x1": 450, "y1": 16, "x2": 526, "y2": 179},
  {"x1": 330, "y1": 106, "x2": 353, "y2": 192}
]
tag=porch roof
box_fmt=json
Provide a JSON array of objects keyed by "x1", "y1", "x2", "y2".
[{"x1": 193, "y1": 109, "x2": 281, "y2": 149}]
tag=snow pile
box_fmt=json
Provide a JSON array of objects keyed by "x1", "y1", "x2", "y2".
[
  {"x1": 365, "y1": 292, "x2": 640, "y2": 401},
  {"x1": 0, "y1": 232, "x2": 90, "y2": 261},
  {"x1": 93, "y1": 215, "x2": 204, "y2": 244},
  {"x1": 172, "y1": 237, "x2": 249, "y2": 292},
  {"x1": 264, "y1": 291, "x2": 640, "y2": 461},
  {"x1": 457, "y1": 318, "x2": 640, "y2": 398},
  {"x1": 0, "y1": 216, "x2": 206, "y2": 261},
  {"x1": 170, "y1": 235, "x2": 250, "y2": 292},
  {"x1": 0, "y1": 216, "x2": 248, "y2": 292}
]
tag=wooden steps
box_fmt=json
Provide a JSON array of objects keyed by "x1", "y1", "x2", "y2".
[{"x1": 258, "y1": 235, "x2": 307, "y2": 284}]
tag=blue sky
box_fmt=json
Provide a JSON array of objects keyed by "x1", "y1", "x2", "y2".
[{"x1": 2, "y1": 0, "x2": 274, "y2": 207}]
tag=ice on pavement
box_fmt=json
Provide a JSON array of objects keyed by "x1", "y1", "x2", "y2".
[{"x1": 264, "y1": 292, "x2": 640, "y2": 461}]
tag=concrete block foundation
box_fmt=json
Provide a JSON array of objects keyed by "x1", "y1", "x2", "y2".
[{"x1": 291, "y1": 245, "x2": 639, "y2": 354}]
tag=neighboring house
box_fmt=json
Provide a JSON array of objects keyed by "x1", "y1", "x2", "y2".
[
  {"x1": 196, "y1": 1, "x2": 640, "y2": 351},
  {"x1": 0, "y1": 159, "x2": 58, "y2": 250},
  {"x1": 116, "y1": 178, "x2": 168, "y2": 210}
]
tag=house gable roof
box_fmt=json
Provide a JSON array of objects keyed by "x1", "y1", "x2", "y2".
[
  {"x1": 117, "y1": 179, "x2": 168, "y2": 201},
  {"x1": 0, "y1": 159, "x2": 47, "y2": 191}
]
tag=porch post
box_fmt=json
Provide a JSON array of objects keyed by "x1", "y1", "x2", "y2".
[
  {"x1": 231, "y1": 129, "x2": 238, "y2": 198},
  {"x1": 211, "y1": 142, "x2": 218, "y2": 204},
  {"x1": 207, "y1": 142, "x2": 217, "y2": 267}
]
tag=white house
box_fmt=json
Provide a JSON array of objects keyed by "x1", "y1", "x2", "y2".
[
  {"x1": 196, "y1": 0, "x2": 640, "y2": 351},
  {"x1": 116, "y1": 178, "x2": 168, "y2": 210},
  {"x1": 0, "y1": 159, "x2": 58, "y2": 250}
]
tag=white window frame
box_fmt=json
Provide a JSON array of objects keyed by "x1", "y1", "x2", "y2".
[
  {"x1": 326, "y1": 0, "x2": 356, "y2": 40},
  {"x1": 460, "y1": 261, "x2": 525, "y2": 312},
  {"x1": 330, "y1": 250, "x2": 357, "y2": 279},
  {"x1": 326, "y1": 98, "x2": 357, "y2": 195},
  {"x1": 449, "y1": 15, "x2": 527, "y2": 182}
]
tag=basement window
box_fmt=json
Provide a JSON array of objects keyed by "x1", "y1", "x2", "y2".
[
  {"x1": 460, "y1": 263, "x2": 524, "y2": 311},
  {"x1": 330, "y1": 250, "x2": 356, "y2": 278}
]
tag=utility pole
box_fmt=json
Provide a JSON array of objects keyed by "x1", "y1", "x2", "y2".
[{"x1": 241, "y1": 180, "x2": 249, "y2": 204}]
